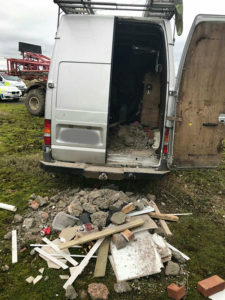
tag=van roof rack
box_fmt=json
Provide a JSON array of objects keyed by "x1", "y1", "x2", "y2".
[{"x1": 54, "y1": 0, "x2": 176, "y2": 20}]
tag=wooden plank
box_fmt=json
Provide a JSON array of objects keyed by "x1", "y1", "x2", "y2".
[
  {"x1": 12, "y1": 230, "x2": 18, "y2": 264},
  {"x1": 94, "y1": 238, "x2": 110, "y2": 278},
  {"x1": 121, "y1": 203, "x2": 136, "y2": 214},
  {"x1": 149, "y1": 201, "x2": 172, "y2": 236},
  {"x1": 63, "y1": 238, "x2": 104, "y2": 290},
  {"x1": 60, "y1": 218, "x2": 144, "y2": 250},
  {"x1": 42, "y1": 237, "x2": 78, "y2": 266},
  {"x1": 34, "y1": 247, "x2": 68, "y2": 269},
  {"x1": 149, "y1": 212, "x2": 179, "y2": 222}
]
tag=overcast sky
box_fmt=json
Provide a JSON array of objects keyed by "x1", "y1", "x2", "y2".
[{"x1": 0, "y1": 0, "x2": 225, "y2": 70}]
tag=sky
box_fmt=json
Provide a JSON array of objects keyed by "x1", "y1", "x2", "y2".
[{"x1": 0, "y1": 0, "x2": 225, "y2": 70}]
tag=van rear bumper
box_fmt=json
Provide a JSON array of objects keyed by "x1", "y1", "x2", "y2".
[{"x1": 40, "y1": 160, "x2": 169, "y2": 180}]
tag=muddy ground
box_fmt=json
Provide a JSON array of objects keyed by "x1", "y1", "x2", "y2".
[{"x1": 0, "y1": 101, "x2": 224, "y2": 299}]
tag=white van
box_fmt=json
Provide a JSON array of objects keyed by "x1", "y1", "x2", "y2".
[
  {"x1": 41, "y1": 4, "x2": 225, "y2": 179},
  {"x1": 0, "y1": 75, "x2": 27, "y2": 95}
]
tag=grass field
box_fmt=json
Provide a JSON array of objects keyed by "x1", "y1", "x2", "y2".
[{"x1": 0, "y1": 102, "x2": 224, "y2": 299}]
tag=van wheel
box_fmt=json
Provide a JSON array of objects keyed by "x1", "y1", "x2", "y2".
[{"x1": 25, "y1": 88, "x2": 45, "y2": 116}]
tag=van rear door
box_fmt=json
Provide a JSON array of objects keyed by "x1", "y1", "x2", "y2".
[
  {"x1": 171, "y1": 15, "x2": 225, "y2": 168},
  {"x1": 51, "y1": 15, "x2": 114, "y2": 164}
]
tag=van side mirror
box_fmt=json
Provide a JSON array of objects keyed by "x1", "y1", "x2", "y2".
[{"x1": 0, "y1": 77, "x2": 2, "y2": 81}]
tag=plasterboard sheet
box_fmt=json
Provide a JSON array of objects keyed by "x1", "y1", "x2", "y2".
[
  {"x1": 131, "y1": 214, "x2": 158, "y2": 233},
  {"x1": 110, "y1": 231, "x2": 163, "y2": 281}
]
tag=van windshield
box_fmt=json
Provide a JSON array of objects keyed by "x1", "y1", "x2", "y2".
[{"x1": 2, "y1": 75, "x2": 21, "y2": 81}]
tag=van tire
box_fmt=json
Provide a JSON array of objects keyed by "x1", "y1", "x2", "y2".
[{"x1": 25, "y1": 88, "x2": 45, "y2": 116}]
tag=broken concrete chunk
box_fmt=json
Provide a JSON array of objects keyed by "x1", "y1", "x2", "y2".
[
  {"x1": 83, "y1": 203, "x2": 97, "y2": 214},
  {"x1": 22, "y1": 218, "x2": 35, "y2": 230},
  {"x1": 114, "y1": 282, "x2": 132, "y2": 293},
  {"x1": 110, "y1": 212, "x2": 126, "y2": 225},
  {"x1": 26, "y1": 276, "x2": 34, "y2": 284},
  {"x1": 79, "y1": 289, "x2": 88, "y2": 299},
  {"x1": 29, "y1": 193, "x2": 37, "y2": 200},
  {"x1": 33, "y1": 275, "x2": 42, "y2": 285},
  {"x1": 68, "y1": 201, "x2": 83, "y2": 217},
  {"x1": 4, "y1": 231, "x2": 12, "y2": 240},
  {"x1": 35, "y1": 196, "x2": 49, "y2": 207},
  {"x1": 165, "y1": 261, "x2": 180, "y2": 276},
  {"x1": 147, "y1": 194, "x2": 156, "y2": 202},
  {"x1": 112, "y1": 233, "x2": 128, "y2": 250},
  {"x1": 13, "y1": 214, "x2": 23, "y2": 223},
  {"x1": 88, "y1": 190, "x2": 103, "y2": 201},
  {"x1": 133, "y1": 201, "x2": 145, "y2": 211},
  {"x1": 65, "y1": 285, "x2": 78, "y2": 299},
  {"x1": 29, "y1": 201, "x2": 39, "y2": 210},
  {"x1": 91, "y1": 211, "x2": 108, "y2": 228},
  {"x1": 88, "y1": 283, "x2": 109, "y2": 300}
]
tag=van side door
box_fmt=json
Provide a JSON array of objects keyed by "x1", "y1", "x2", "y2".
[{"x1": 170, "y1": 15, "x2": 225, "y2": 168}]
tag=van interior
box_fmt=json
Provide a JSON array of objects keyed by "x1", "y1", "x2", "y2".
[{"x1": 107, "y1": 18, "x2": 167, "y2": 167}]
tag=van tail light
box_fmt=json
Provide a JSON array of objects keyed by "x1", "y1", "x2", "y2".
[
  {"x1": 163, "y1": 128, "x2": 169, "y2": 154},
  {"x1": 44, "y1": 119, "x2": 51, "y2": 146}
]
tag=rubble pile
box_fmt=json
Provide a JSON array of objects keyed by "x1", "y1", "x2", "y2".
[{"x1": 3, "y1": 187, "x2": 193, "y2": 299}]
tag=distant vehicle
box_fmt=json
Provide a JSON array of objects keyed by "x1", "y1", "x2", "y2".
[
  {"x1": 0, "y1": 82, "x2": 22, "y2": 101},
  {"x1": 0, "y1": 75, "x2": 27, "y2": 95}
]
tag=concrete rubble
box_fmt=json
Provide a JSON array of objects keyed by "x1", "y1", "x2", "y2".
[{"x1": 8, "y1": 187, "x2": 190, "y2": 297}]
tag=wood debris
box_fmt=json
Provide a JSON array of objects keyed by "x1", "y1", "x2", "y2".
[
  {"x1": 0, "y1": 202, "x2": 17, "y2": 212},
  {"x1": 12, "y1": 230, "x2": 18, "y2": 264},
  {"x1": 59, "y1": 275, "x2": 70, "y2": 280},
  {"x1": 94, "y1": 238, "x2": 110, "y2": 278},
  {"x1": 149, "y1": 201, "x2": 172, "y2": 236},
  {"x1": 33, "y1": 275, "x2": 43, "y2": 285},
  {"x1": 26, "y1": 276, "x2": 34, "y2": 284},
  {"x1": 149, "y1": 212, "x2": 179, "y2": 222}
]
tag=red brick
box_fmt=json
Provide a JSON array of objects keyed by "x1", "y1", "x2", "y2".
[
  {"x1": 167, "y1": 283, "x2": 186, "y2": 300},
  {"x1": 197, "y1": 275, "x2": 225, "y2": 297},
  {"x1": 121, "y1": 229, "x2": 134, "y2": 242}
]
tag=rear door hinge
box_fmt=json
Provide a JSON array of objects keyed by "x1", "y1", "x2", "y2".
[{"x1": 169, "y1": 90, "x2": 177, "y2": 97}]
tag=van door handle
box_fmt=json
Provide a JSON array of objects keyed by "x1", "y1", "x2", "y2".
[
  {"x1": 219, "y1": 114, "x2": 225, "y2": 124},
  {"x1": 48, "y1": 81, "x2": 54, "y2": 88},
  {"x1": 203, "y1": 123, "x2": 218, "y2": 127}
]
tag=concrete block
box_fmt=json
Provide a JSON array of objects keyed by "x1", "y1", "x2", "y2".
[{"x1": 112, "y1": 233, "x2": 128, "y2": 250}]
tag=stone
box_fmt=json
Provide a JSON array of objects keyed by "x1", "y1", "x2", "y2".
[
  {"x1": 110, "y1": 212, "x2": 126, "y2": 225},
  {"x1": 2, "y1": 265, "x2": 9, "y2": 271},
  {"x1": 92, "y1": 197, "x2": 109, "y2": 210},
  {"x1": 167, "y1": 283, "x2": 186, "y2": 300},
  {"x1": 165, "y1": 261, "x2": 180, "y2": 276},
  {"x1": 197, "y1": 275, "x2": 225, "y2": 297},
  {"x1": 36, "y1": 196, "x2": 49, "y2": 207},
  {"x1": 114, "y1": 282, "x2": 132, "y2": 293},
  {"x1": 29, "y1": 201, "x2": 39, "y2": 210},
  {"x1": 109, "y1": 200, "x2": 124, "y2": 211},
  {"x1": 50, "y1": 195, "x2": 60, "y2": 203},
  {"x1": 80, "y1": 212, "x2": 91, "y2": 224},
  {"x1": 83, "y1": 203, "x2": 97, "y2": 214},
  {"x1": 22, "y1": 218, "x2": 35, "y2": 230},
  {"x1": 88, "y1": 283, "x2": 109, "y2": 300},
  {"x1": 41, "y1": 212, "x2": 49, "y2": 219},
  {"x1": 13, "y1": 214, "x2": 23, "y2": 223},
  {"x1": 133, "y1": 201, "x2": 145, "y2": 211},
  {"x1": 68, "y1": 201, "x2": 83, "y2": 217},
  {"x1": 91, "y1": 211, "x2": 108, "y2": 228},
  {"x1": 65, "y1": 285, "x2": 78, "y2": 299},
  {"x1": 140, "y1": 198, "x2": 149, "y2": 206},
  {"x1": 79, "y1": 289, "x2": 88, "y2": 299},
  {"x1": 172, "y1": 250, "x2": 186, "y2": 264},
  {"x1": 30, "y1": 249, "x2": 35, "y2": 255},
  {"x1": 29, "y1": 193, "x2": 37, "y2": 200},
  {"x1": 147, "y1": 194, "x2": 156, "y2": 202},
  {"x1": 112, "y1": 233, "x2": 128, "y2": 250},
  {"x1": 88, "y1": 190, "x2": 103, "y2": 201}
]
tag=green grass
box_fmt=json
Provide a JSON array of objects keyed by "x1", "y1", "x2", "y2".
[{"x1": 0, "y1": 102, "x2": 224, "y2": 299}]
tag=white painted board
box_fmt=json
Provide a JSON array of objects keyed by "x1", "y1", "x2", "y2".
[
  {"x1": 209, "y1": 289, "x2": 225, "y2": 300},
  {"x1": 128, "y1": 206, "x2": 154, "y2": 217},
  {"x1": 110, "y1": 231, "x2": 163, "y2": 282},
  {"x1": 12, "y1": 230, "x2": 18, "y2": 264}
]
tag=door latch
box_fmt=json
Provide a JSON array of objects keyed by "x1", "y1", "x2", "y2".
[
  {"x1": 48, "y1": 81, "x2": 54, "y2": 89},
  {"x1": 219, "y1": 114, "x2": 225, "y2": 124}
]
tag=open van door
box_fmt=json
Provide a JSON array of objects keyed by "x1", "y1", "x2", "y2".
[{"x1": 171, "y1": 15, "x2": 225, "y2": 168}]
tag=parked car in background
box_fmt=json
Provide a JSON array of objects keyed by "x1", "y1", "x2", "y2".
[
  {"x1": 0, "y1": 75, "x2": 27, "y2": 95},
  {"x1": 0, "y1": 82, "x2": 22, "y2": 101}
]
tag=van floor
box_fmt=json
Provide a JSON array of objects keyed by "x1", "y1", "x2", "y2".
[{"x1": 107, "y1": 124, "x2": 159, "y2": 167}]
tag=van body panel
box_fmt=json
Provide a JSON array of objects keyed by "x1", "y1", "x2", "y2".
[
  {"x1": 50, "y1": 15, "x2": 115, "y2": 164},
  {"x1": 171, "y1": 15, "x2": 225, "y2": 168}
]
